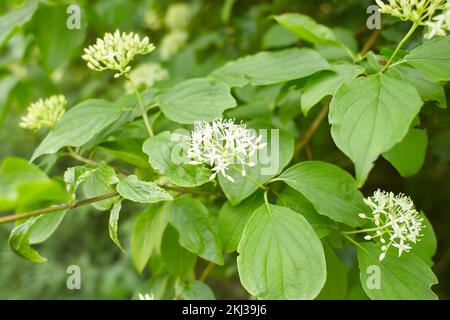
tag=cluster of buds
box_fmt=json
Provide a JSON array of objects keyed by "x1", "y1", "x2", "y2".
[
  {"x1": 20, "y1": 95, "x2": 67, "y2": 130},
  {"x1": 164, "y1": 3, "x2": 193, "y2": 30},
  {"x1": 376, "y1": 0, "x2": 450, "y2": 39},
  {"x1": 359, "y1": 190, "x2": 425, "y2": 261},
  {"x1": 82, "y1": 30, "x2": 155, "y2": 78},
  {"x1": 187, "y1": 119, "x2": 266, "y2": 183},
  {"x1": 124, "y1": 63, "x2": 169, "y2": 93}
]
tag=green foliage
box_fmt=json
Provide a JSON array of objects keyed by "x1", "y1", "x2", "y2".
[
  {"x1": 210, "y1": 48, "x2": 331, "y2": 87},
  {"x1": 116, "y1": 175, "x2": 173, "y2": 204},
  {"x1": 357, "y1": 243, "x2": 437, "y2": 300},
  {"x1": 329, "y1": 75, "x2": 423, "y2": 186},
  {"x1": 31, "y1": 99, "x2": 125, "y2": 161},
  {"x1": 277, "y1": 161, "x2": 368, "y2": 226},
  {"x1": 158, "y1": 78, "x2": 237, "y2": 124},
  {"x1": 169, "y1": 198, "x2": 223, "y2": 265},
  {"x1": 142, "y1": 132, "x2": 210, "y2": 187},
  {"x1": 237, "y1": 204, "x2": 326, "y2": 299},
  {"x1": 1, "y1": 0, "x2": 449, "y2": 301}
]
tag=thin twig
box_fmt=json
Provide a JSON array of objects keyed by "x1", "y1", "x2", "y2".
[
  {"x1": 0, "y1": 192, "x2": 119, "y2": 224},
  {"x1": 295, "y1": 103, "x2": 330, "y2": 154},
  {"x1": 360, "y1": 29, "x2": 382, "y2": 57}
]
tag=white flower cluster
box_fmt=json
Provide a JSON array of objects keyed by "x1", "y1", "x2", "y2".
[
  {"x1": 164, "y1": 3, "x2": 192, "y2": 30},
  {"x1": 159, "y1": 30, "x2": 189, "y2": 61},
  {"x1": 82, "y1": 30, "x2": 155, "y2": 78},
  {"x1": 425, "y1": 2, "x2": 450, "y2": 38},
  {"x1": 138, "y1": 293, "x2": 154, "y2": 300},
  {"x1": 124, "y1": 63, "x2": 169, "y2": 93},
  {"x1": 187, "y1": 119, "x2": 266, "y2": 183},
  {"x1": 159, "y1": 3, "x2": 192, "y2": 61},
  {"x1": 144, "y1": 8, "x2": 162, "y2": 31},
  {"x1": 359, "y1": 190, "x2": 425, "y2": 261},
  {"x1": 20, "y1": 95, "x2": 67, "y2": 130},
  {"x1": 376, "y1": 0, "x2": 450, "y2": 39}
]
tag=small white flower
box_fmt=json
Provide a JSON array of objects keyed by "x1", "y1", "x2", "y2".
[
  {"x1": 187, "y1": 119, "x2": 266, "y2": 183},
  {"x1": 20, "y1": 95, "x2": 67, "y2": 130},
  {"x1": 376, "y1": 0, "x2": 450, "y2": 39},
  {"x1": 138, "y1": 293, "x2": 154, "y2": 300},
  {"x1": 359, "y1": 189, "x2": 425, "y2": 261},
  {"x1": 82, "y1": 30, "x2": 155, "y2": 78}
]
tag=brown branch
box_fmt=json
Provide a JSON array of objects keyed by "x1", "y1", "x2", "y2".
[
  {"x1": 361, "y1": 29, "x2": 382, "y2": 57},
  {"x1": 0, "y1": 191, "x2": 119, "y2": 224},
  {"x1": 295, "y1": 103, "x2": 330, "y2": 154}
]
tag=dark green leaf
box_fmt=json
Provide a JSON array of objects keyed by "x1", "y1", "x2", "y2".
[{"x1": 169, "y1": 198, "x2": 223, "y2": 265}]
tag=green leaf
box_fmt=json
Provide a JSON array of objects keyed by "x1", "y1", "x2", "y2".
[
  {"x1": 109, "y1": 200, "x2": 125, "y2": 253},
  {"x1": 218, "y1": 120, "x2": 294, "y2": 205},
  {"x1": 9, "y1": 218, "x2": 47, "y2": 263},
  {"x1": 32, "y1": 5, "x2": 87, "y2": 70},
  {"x1": 16, "y1": 180, "x2": 70, "y2": 244},
  {"x1": 277, "y1": 161, "x2": 368, "y2": 227},
  {"x1": 329, "y1": 74, "x2": 423, "y2": 186},
  {"x1": 217, "y1": 192, "x2": 264, "y2": 253},
  {"x1": 98, "y1": 139, "x2": 149, "y2": 168},
  {"x1": 357, "y1": 242, "x2": 437, "y2": 300},
  {"x1": 169, "y1": 198, "x2": 223, "y2": 265},
  {"x1": 262, "y1": 24, "x2": 298, "y2": 49},
  {"x1": 31, "y1": 99, "x2": 125, "y2": 162},
  {"x1": 274, "y1": 13, "x2": 339, "y2": 45},
  {"x1": 314, "y1": 28, "x2": 358, "y2": 62},
  {"x1": 387, "y1": 65, "x2": 446, "y2": 108},
  {"x1": 0, "y1": 157, "x2": 48, "y2": 210},
  {"x1": 0, "y1": 0, "x2": 38, "y2": 47},
  {"x1": 301, "y1": 64, "x2": 365, "y2": 115},
  {"x1": 131, "y1": 204, "x2": 169, "y2": 273},
  {"x1": 276, "y1": 187, "x2": 332, "y2": 238},
  {"x1": 63, "y1": 166, "x2": 95, "y2": 196},
  {"x1": 82, "y1": 164, "x2": 119, "y2": 211},
  {"x1": 142, "y1": 132, "x2": 210, "y2": 187},
  {"x1": 179, "y1": 281, "x2": 216, "y2": 300},
  {"x1": 404, "y1": 35, "x2": 450, "y2": 82},
  {"x1": 9, "y1": 180, "x2": 71, "y2": 263},
  {"x1": 237, "y1": 204, "x2": 326, "y2": 299},
  {"x1": 116, "y1": 175, "x2": 173, "y2": 204},
  {"x1": 210, "y1": 48, "x2": 331, "y2": 87},
  {"x1": 383, "y1": 127, "x2": 428, "y2": 177},
  {"x1": 161, "y1": 225, "x2": 197, "y2": 278},
  {"x1": 157, "y1": 78, "x2": 237, "y2": 124},
  {"x1": 317, "y1": 243, "x2": 348, "y2": 300}
]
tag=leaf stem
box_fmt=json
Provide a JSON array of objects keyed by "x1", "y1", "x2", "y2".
[
  {"x1": 0, "y1": 191, "x2": 119, "y2": 225},
  {"x1": 199, "y1": 261, "x2": 215, "y2": 282},
  {"x1": 67, "y1": 147, "x2": 98, "y2": 166},
  {"x1": 125, "y1": 75, "x2": 154, "y2": 137},
  {"x1": 382, "y1": 22, "x2": 419, "y2": 72},
  {"x1": 229, "y1": 165, "x2": 267, "y2": 191}
]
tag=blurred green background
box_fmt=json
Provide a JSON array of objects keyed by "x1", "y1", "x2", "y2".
[{"x1": 0, "y1": 0, "x2": 449, "y2": 299}]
